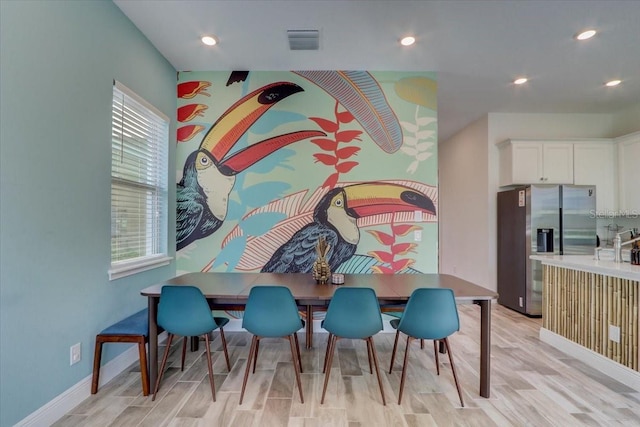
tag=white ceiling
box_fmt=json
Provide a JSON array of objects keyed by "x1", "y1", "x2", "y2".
[{"x1": 113, "y1": 0, "x2": 640, "y2": 142}]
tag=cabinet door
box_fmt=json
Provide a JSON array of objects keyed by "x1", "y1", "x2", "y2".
[
  {"x1": 574, "y1": 142, "x2": 616, "y2": 213},
  {"x1": 510, "y1": 142, "x2": 543, "y2": 184},
  {"x1": 542, "y1": 143, "x2": 574, "y2": 184},
  {"x1": 617, "y1": 133, "x2": 640, "y2": 213}
]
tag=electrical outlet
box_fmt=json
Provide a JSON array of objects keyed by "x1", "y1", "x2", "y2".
[
  {"x1": 519, "y1": 297, "x2": 524, "y2": 307},
  {"x1": 414, "y1": 230, "x2": 422, "y2": 241},
  {"x1": 70, "y1": 343, "x2": 81, "y2": 366},
  {"x1": 609, "y1": 325, "x2": 620, "y2": 343}
]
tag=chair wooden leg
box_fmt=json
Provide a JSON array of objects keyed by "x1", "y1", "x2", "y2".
[
  {"x1": 322, "y1": 333, "x2": 333, "y2": 373},
  {"x1": 367, "y1": 337, "x2": 386, "y2": 406},
  {"x1": 366, "y1": 339, "x2": 373, "y2": 374},
  {"x1": 321, "y1": 334, "x2": 337, "y2": 404},
  {"x1": 137, "y1": 337, "x2": 149, "y2": 396},
  {"x1": 203, "y1": 334, "x2": 216, "y2": 402},
  {"x1": 240, "y1": 335, "x2": 258, "y2": 405},
  {"x1": 293, "y1": 332, "x2": 303, "y2": 373},
  {"x1": 398, "y1": 336, "x2": 413, "y2": 404},
  {"x1": 287, "y1": 335, "x2": 304, "y2": 403},
  {"x1": 433, "y1": 340, "x2": 440, "y2": 375},
  {"x1": 389, "y1": 330, "x2": 400, "y2": 374},
  {"x1": 443, "y1": 337, "x2": 464, "y2": 407},
  {"x1": 219, "y1": 327, "x2": 231, "y2": 371},
  {"x1": 253, "y1": 338, "x2": 260, "y2": 373},
  {"x1": 91, "y1": 338, "x2": 103, "y2": 394},
  {"x1": 420, "y1": 339, "x2": 425, "y2": 349},
  {"x1": 153, "y1": 333, "x2": 174, "y2": 401},
  {"x1": 181, "y1": 336, "x2": 188, "y2": 371}
]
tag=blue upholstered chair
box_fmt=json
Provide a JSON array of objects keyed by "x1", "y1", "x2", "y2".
[
  {"x1": 385, "y1": 310, "x2": 424, "y2": 349},
  {"x1": 388, "y1": 288, "x2": 464, "y2": 406},
  {"x1": 152, "y1": 286, "x2": 230, "y2": 402},
  {"x1": 177, "y1": 316, "x2": 231, "y2": 373},
  {"x1": 240, "y1": 286, "x2": 304, "y2": 404},
  {"x1": 321, "y1": 287, "x2": 386, "y2": 405}
]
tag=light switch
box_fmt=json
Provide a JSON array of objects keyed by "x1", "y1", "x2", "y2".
[{"x1": 414, "y1": 210, "x2": 423, "y2": 222}]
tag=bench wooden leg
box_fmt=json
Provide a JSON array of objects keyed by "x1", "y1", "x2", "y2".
[
  {"x1": 137, "y1": 336, "x2": 149, "y2": 396},
  {"x1": 91, "y1": 338, "x2": 104, "y2": 394},
  {"x1": 92, "y1": 334, "x2": 149, "y2": 396}
]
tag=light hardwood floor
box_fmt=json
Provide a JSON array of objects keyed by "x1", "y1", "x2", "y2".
[{"x1": 54, "y1": 304, "x2": 640, "y2": 426}]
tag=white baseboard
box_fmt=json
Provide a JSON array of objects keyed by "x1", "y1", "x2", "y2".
[
  {"x1": 15, "y1": 332, "x2": 167, "y2": 427},
  {"x1": 539, "y1": 327, "x2": 640, "y2": 392}
]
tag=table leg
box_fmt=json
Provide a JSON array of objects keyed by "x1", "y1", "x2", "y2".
[
  {"x1": 478, "y1": 299, "x2": 491, "y2": 398},
  {"x1": 148, "y1": 296, "x2": 159, "y2": 389},
  {"x1": 306, "y1": 305, "x2": 313, "y2": 348}
]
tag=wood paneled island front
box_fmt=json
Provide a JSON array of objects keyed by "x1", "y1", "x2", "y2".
[{"x1": 532, "y1": 255, "x2": 640, "y2": 390}]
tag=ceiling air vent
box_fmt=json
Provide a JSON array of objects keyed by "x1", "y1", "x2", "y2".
[{"x1": 287, "y1": 30, "x2": 319, "y2": 50}]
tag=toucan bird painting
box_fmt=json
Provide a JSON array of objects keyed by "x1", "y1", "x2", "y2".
[
  {"x1": 261, "y1": 182, "x2": 436, "y2": 273},
  {"x1": 177, "y1": 81, "x2": 325, "y2": 251}
]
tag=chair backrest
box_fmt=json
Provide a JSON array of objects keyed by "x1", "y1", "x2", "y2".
[
  {"x1": 323, "y1": 287, "x2": 383, "y2": 339},
  {"x1": 242, "y1": 285, "x2": 303, "y2": 337},
  {"x1": 398, "y1": 288, "x2": 459, "y2": 340},
  {"x1": 157, "y1": 286, "x2": 217, "y2": 337}
]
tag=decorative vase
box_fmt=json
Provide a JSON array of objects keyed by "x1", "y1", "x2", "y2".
[{"x1": 312, "y1": 236, "x2": 331, "y2": 284}]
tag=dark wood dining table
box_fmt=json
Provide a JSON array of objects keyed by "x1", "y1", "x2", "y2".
[{"x1": 140, "y1": 272, "x2": 497, "y2": 398}]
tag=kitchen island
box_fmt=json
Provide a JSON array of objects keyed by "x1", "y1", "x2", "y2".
[{"x1": 531, "y1": 255, "x2": 640, "y2": 391}]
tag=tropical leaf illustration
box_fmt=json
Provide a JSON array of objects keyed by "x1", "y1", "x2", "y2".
[
  {"x1": 177, "y1": 104, "x2": 208, "y2": 122},
  {"x1": 399, "y1": 105, "x2": 436, "y2": 174},
  {"x1": 334, "y1": 254, "x2": 422, "y2": 274},
  {"x1": 393, "y1": 76, "x2": 437, "y2": 174},
  {"x1": 177, "y1": 81, "x2": 212, "y2": 99},
  {"x1": 308, "y1": 101, "x2": 363, "y2": 187},
  {"x1": 177, "y1": 124, "x2": 206, "y2": 142},
  {"x1": 293, "y1": 70, "x2": 403, "y2": 153},
  {"x1": 366, "y1": 214, "x2": 422, "y2": 274}
]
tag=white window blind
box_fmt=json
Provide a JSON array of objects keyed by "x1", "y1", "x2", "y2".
[{"x1": 110, "y1": 81, "x2": 170, "y2": 279}]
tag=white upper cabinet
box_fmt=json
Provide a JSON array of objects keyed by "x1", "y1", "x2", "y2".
[
  {"x1": 498, "y1": 140, "x2": 574, "y2": 186},
  {"x1": 573, "y1": 141, "x2": 617, "y2": 213},
  {"x1": 616, "y1": 132, "x2": 640, "y2": 213}
]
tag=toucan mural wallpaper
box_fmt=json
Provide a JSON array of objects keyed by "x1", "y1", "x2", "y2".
[{"x1": 176, "y1": 71, "x2": 438, "y2": 276}]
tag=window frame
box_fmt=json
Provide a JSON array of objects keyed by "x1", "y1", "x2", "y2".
[{"x1": 108, "y1": 80, "x2": 172, "y2": 280}]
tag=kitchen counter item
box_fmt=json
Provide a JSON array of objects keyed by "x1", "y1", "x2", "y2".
[{"x1": 606, "y1": 223, "x2": 623, "y2": 247}]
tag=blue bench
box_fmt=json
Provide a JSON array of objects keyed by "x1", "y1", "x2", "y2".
[{"x1": 91, "y1": 308, "x2": 149, "y2": 396}]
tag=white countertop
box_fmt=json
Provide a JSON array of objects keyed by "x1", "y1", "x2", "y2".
[{"x1": 531, "y1": 255, "x2": 640, "y2": 281}]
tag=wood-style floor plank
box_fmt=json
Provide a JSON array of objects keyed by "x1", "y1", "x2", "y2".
[{"x1": 54, "y1": 304, "x2": 640, "y2": 427}]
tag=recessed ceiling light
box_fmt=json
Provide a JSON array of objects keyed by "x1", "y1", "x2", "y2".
[
  {"x1": 575, "y1": 29, "x2": 597, "y2": 41},
  {"x1": 201, "y1": 35, "x2": 218, "y2": 46},
  {"x1": 605, "y1": 79, "x2": 621, "y2": 87},
  {"x1": 513, "y1": 77, "x2": 528, "y2": 85},
  {"x1": 400, "y1": 36, "x2": 415, "y2": 46}
]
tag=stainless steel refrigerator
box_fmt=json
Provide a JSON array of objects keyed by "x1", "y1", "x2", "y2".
[{"x1": 497, "y1": 185, "x2": 597, "y2": 316}]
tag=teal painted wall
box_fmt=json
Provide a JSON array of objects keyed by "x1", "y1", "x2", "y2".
[{"x1": 0, "y1": 1, "x2": 176, "y2": 425}]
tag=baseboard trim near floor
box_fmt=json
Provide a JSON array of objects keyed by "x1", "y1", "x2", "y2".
[
  {"x1": 539, "y1": 327, "x2": 640, "y2": 392},
  {"x1": 15, "y1": 332, "x2": 168, "y2": 427}
]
